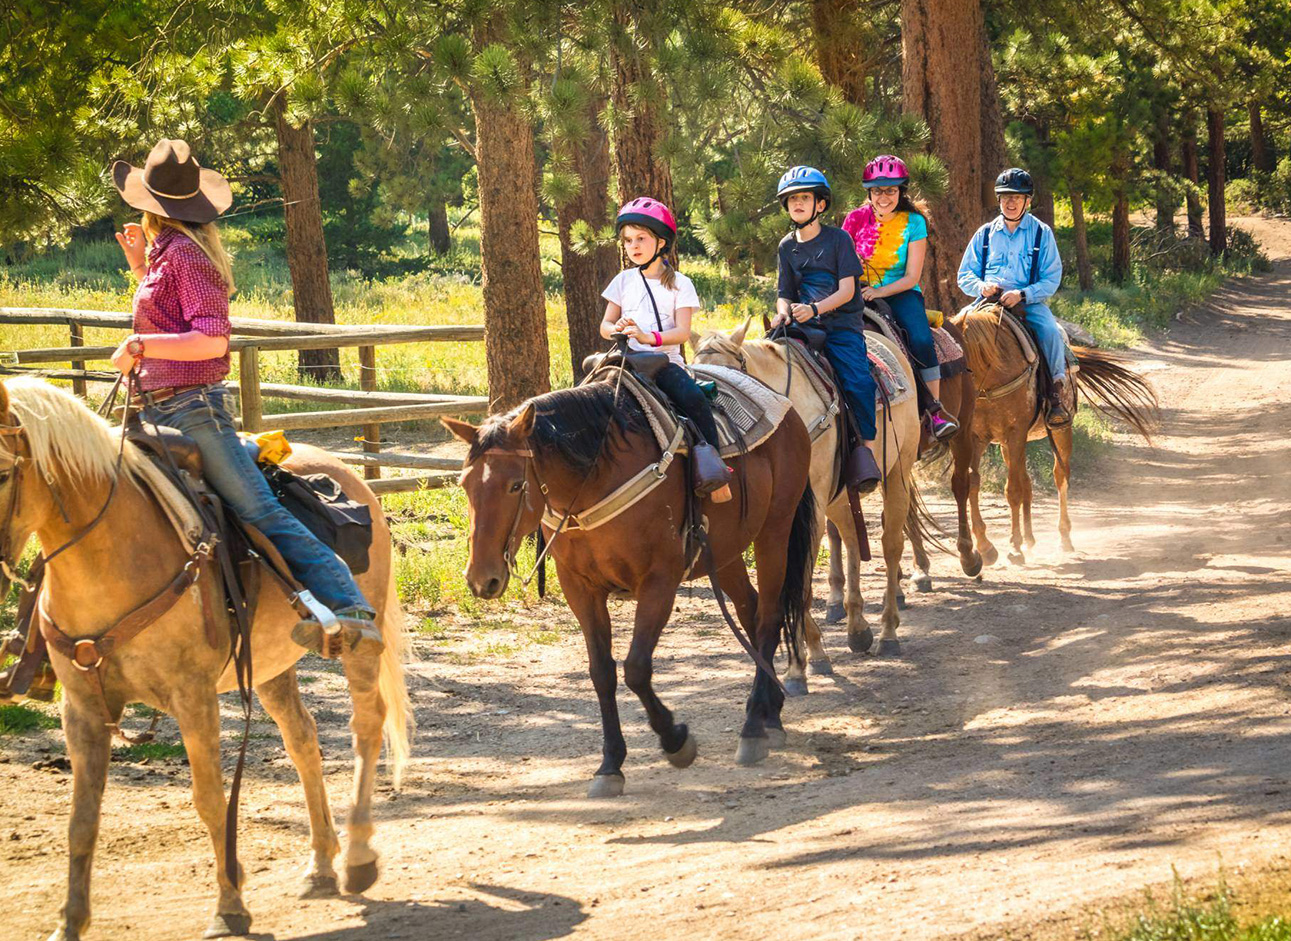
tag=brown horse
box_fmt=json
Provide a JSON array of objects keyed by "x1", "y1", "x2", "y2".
[
  {"x1": 0, "y1": 378, "x2": 411, "y2": 941},
  {"x1": 951, "y1": 304, "x2": 1157, "y2": 565},
  {"x1": 445, "y1": 376, "x2": 815, "y2": 796}
]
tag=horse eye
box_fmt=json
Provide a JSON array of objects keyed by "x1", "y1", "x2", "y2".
[{"x1": 508, "y1": 479, "x2": 524, "y2": 494}]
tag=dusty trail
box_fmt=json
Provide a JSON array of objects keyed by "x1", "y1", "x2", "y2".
[{"x1": 3, "y1": 218, "x2": 1291, "y2": 940}]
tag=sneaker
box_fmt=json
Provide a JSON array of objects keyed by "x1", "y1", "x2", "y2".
[
  {"x1": 929, "y1": 408, "x2": 960, "y2": 441},
  {"x1": 292, "y1": 608, "x2": 384, "y2": 658}
]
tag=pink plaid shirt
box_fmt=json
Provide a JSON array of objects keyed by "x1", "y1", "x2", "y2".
[{"x1": 132, "y1": 229, "x2": 232, "y2": 391}]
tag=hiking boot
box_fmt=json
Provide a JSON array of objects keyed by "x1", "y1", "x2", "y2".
[
  {"x1": 1046, "y1": 378, "x2": 1073, "y2": 428},
  {"x1": 928, "y1": 405, "x2": 960, "y2": 441},
  {"x1": 292, "y1": 608, "x2": 384, "y2": 658},
  {"x1": 845, "y1": 444, "x2": 882, "y2": 497},
  {"x1": 692, "y1": 442, "x2": 733, "y2": 501}
]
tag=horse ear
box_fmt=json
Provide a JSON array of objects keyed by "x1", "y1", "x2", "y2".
[
  {"x1": 0, "y1": 381, "x2": 9, "y2": 422},
  {"x1": 731, "y1": 315, "x2": 752, "y2": 347},
  {"x1": 441, "y1": 417, "x2": 478, "y2": 445},
  {"x1": 507, "y1": 402, "x2": 536, "y2": 439}
]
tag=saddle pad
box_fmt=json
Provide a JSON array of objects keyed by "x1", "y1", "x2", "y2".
[
  {"x1": 868, "y1": 341, "x2": 914, "y2": 407},
  {"x1": 123, "y1": 443, "x2": 203, "y2": 554},
  {"x1": 932, "y1": 326, "x2": 964, "y2": 364},
  {"x1": 863, "y1": 306, "x2": 904, "y2": 349},
  {"x1": 780, "y1": 340, "x2": 840, "y2": 442}
]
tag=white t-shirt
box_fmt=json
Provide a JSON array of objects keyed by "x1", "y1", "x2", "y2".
[{"x1": 601, "y1": 268, "x2": 701, "y2": 365}]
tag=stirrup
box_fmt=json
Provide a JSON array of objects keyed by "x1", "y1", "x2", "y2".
[{"x1": 1045, "y1": 401, "x2": 1072, "y2": 428}]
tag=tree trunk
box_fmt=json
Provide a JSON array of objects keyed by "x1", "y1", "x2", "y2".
[
  {"x1": 428, "y1": 198, "x2": 451, "y2": 255},
  {"x1": 1111, "y1": 147, "x2": 1131, "y2": 283},
  {"x1": 902, "y1": 0, "x2": 986, "y2": 314},
  {"x1": 812, "y1": 0, "x2": 868, "y2": 106},
  {"x1": 1153, "y1": 108, "x2": 1175, "y2": 238},
  {"x1": 1207, "y1": 105, "x2": 1226, "y2": 257},
  {"x1": 610, "y1": 1, "x2": 673, "y2": 209},
  {"x1": 470, "y1": 68, "x2": 551, "y2": 412},
  {"x1": 1249, "y1": 100, "x2": 1273, "y2": 173},
  {"x1": 1181, "y1": 110, "x2": 1205, "y2": 239},
  {"x1": 978, "y1": 17, "x2": 1009, "y2": 214},
  {"x1": 1069, "y1": 182, "x2": 1094, "y2": 292},
  {"x1": 272, "y1": 100, "x2": 341, "y2": 381},
  {"x1": 558, "y1": 98, "x2": 619, "y2": 381},
  {"x1": 1026, "y1": 118, "x2": 1055, "y2": 228}
]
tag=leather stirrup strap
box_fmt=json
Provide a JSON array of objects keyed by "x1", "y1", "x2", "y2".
[{"x1": 698, "y1": 533, "x2": 787, "y2": 695}]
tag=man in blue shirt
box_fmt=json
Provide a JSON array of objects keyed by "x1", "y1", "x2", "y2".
[{"x1": 957, "y1": 168, "x2": 1071, "y2": 427}]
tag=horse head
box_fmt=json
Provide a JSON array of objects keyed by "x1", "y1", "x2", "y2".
[
  {"x1": 692, "y1": 315, "x2": 753, "y2": 371},
  {"x1": 443, "y1": 405, "x2": 544, "y2": 600}
]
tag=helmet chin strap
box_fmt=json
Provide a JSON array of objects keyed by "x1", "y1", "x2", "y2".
[
  {"x1": 788, "y1": 194, "x2": 825, "y2": 230},
  {"x1": 1000, "y1": 196, "x2": 1030, "y2": 224},
  {"x1": 635, "y1": 240, "x2": 669, "y2": 270}
]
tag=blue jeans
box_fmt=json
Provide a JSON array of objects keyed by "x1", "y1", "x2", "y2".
[
  {"x1": 885, "y1": 290, "x2": 941, "y2": 383},
  {"x1": 819, "y1": 325, "x2": 878, "y2": 440},
  {"x1": 1020, "y1": 302, "x2": 1068, "y2": 380},
  {"x1": 141, "y1": 385, "x2": 372, "y2": 615}
]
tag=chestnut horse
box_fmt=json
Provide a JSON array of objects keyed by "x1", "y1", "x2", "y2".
[
  {"x1": 445, "y1": 377, "x2": 815, "y2": 796},
  {"x1": 0, "y1": 378, "x2": 411, "y2": 941},
  {"x1": 952, "y1": 304, "x2": 1157, "y2": 565}
]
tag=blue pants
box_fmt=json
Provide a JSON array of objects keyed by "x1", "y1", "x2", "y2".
[
  {"x1": 820, "y1": 325, "x2": 878, "y2": 441},
  {"x1": 885, "y1": 289, "x2": 940, "y2": 383},
  {"x1": 142, "y1": 385, "x2": 372, "y2": 615},
  {"x1": 1020, "y1": 302, "x2": 1067, "y2": 380}
]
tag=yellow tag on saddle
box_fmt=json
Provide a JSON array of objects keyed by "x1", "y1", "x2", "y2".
[
  {"x1": 925, "y1": 308, "x2": 945, "y2": 329},
  {"x1": 252, "y1": 430, "x2": 292, "y2": 465}
]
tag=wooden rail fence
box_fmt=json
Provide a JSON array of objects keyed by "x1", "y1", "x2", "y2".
[{"x1": 0, "y1": 307, "x2": 483, "y2": 495}]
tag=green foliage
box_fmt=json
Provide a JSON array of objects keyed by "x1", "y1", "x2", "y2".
[
  {"x1": 113, "y1": 740, "x2": 186, "y2": 761},
  {"x1": 0, "y1": 703, "x2": 60, "y2": 735}
]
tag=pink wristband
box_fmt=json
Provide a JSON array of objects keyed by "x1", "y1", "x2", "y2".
[{"x1": 652, "y1": 331, "x2": 662, "y2": 347}]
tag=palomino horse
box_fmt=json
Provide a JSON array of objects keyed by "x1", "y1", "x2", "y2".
[
  {"x1": 693, "y1": 320, "x2": 920, "y2": 686},
  {"x1": 445, "y1": 377, "x2": 815, "y2": 795},
  {"x1": 952, "y1": 304, "x2": 1157, "y2": 565},
  {"x1": 0, "y1": 379, "x2": 411, "y2": 941}
]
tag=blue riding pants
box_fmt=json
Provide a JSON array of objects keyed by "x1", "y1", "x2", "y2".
[
  {"x1": 1020, "y1": 302, "x2": 1068, "y2": 380},
  {"x1": 820, "y1": 325, "x2": 878, "y2": 441},
  {"x1": 885, "y1": 289, "x2": 941, "y2": 383},
  {"x1": 141, "y1": 384, "x2": 373, "y2": 615}
]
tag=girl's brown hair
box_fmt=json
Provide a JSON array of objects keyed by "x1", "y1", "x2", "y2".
[
  {"x1": 619, "y1": 224, "x2": 677, "y2": 291},
  {"x1": 141, "y1": 212, "x2": 236, "y2": 297}
]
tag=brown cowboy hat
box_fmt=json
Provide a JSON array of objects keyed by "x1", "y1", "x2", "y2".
[{"x1": 112, "y1": 139, "x2": 233, "y2": 225}]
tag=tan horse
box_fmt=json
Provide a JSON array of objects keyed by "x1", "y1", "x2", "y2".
[
  {"x1": 694, "y1": 320, "x2": 921, "y2": 691},
  {"x1": 953, "y1": 305, "x2": 1157, "y2": 564},
  {"x1": 0, "y1": 378, "x2": 412, "y2": 941}
]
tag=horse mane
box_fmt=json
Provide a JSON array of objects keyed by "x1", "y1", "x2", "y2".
[
  {"x1": 471, "y1": 382, "x2": 650, "y2": 475},
  {"x1": 5, "y1": 378, "x2": 124, "y2": 483},
  {"x1": 957, "y1": 305, "x2": 1014, "y2": 375}
]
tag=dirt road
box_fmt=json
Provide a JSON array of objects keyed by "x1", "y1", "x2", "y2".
[{"x1": 4, "y1": 219, "x2": 1291, "y2": 940}]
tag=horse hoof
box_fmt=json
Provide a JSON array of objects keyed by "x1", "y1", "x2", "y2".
[
  {"x1": 298, "y1": 872, "x2": 340, "y2": 899},
  {"x1": 203, "y1": 913, "x2": 252, "y2": 938},
  {"x1": 784, "y1": 676, "x2": 809, "y2": 698},
  {"x1": 962, "y1": 552, "x2": 983, "y2": 577},
  {"x1": 766, "y1": 726, "x2": 787, "y2": 748},
  {"x1": 1061, "y1": 539, "x2": 1075, "y2": 554},
  {"x1": 1007, "y1": 551, "x2": 1026, "y2": 566},
  {"x1": 808, "y1": 658, "x2": 834, "y2": 676},
  {"x1": 46, "y1": 930, "x2": 80, "y2": 941},
  {"x1": 913, "y1": 575, "x2": 932, "y2": 593},
  {"x1": 848, "y1": 627, "x2": 874, "y2": 654},
  {"x1": 665, "y1": 732, "x2": 699, "y2": 769},
  {"x1": 982, "y1": 546, "x2": 999, "y2": 566},
  {"x1": 877, "y1": 638, "x2": 902, "y2": 657},
  {"x1": 587, "y1": 773, "x2": 625, "y2": 798},
  {"x1": 825, "y1": 602, "x2": 846, "y2": 625},
  {"x1": 896, "y1": 592, "x2": 908, "y2": 611},
  {"x1": 735, "y1": 736, "x2": 770, "y2": 766},
  {"x1": 344, "y1": 860, "x2": 379, "y2": 895}
]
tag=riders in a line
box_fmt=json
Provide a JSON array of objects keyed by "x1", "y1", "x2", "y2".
[
  {"x1": 600, "y1": 197, "x2": 733, "y2": 497},
  {"x1": 957, "y1": 167, "x2": 1071, "y2": 427},
  {"x1": 771, "y1": 166, "x2": 883, "y2": 494},
  {"x1": 109, "y1": 138, "x2": 382, "y2": 655},
  {"x1": 843, "y1": 154, "x2": 959, "y2": 441}
]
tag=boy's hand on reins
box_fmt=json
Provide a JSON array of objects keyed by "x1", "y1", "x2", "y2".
[{"x1": 789, "y1": 303, "x2": 815, "y2": 323}]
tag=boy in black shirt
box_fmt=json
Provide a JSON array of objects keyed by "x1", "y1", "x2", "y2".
[{"x1": 772, "y1": 165, "x2": 882, "y2": 493}]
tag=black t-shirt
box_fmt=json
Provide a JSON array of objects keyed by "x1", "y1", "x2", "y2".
[{"x1": 777, "y1": 224, "x2": 866, "y2": 330}]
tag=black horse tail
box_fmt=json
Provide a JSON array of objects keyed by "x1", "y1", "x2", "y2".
[
  {"x1": 779, "y1": 483, "x2": 818, "y2": 664},
  {"x1": 1072, "y1": 347, "x2": 1160, "y2": 443}
]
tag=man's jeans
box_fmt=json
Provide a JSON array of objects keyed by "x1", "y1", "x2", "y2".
[
  {"x1": 1020, "y1": 302, "x2": 1068, "y2": 380},
  {"x1": 141, "y1": 385, "x2": 372, "y2": 615}
]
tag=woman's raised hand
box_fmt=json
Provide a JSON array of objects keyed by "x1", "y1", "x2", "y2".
[{"x1": 115, "y1": 223, "x2": 146, "y2": 275}]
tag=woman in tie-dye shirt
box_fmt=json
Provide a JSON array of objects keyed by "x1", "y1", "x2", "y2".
[{"x1": 842, "y1": 154, "x2": 957, "y2": 440}]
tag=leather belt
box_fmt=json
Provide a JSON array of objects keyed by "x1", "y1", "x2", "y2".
[{"x1": 141, "y1": 383, "x2": 211, "y2": 406}]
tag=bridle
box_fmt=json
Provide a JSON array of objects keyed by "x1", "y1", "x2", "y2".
[{"x1": 469, "y1": 447, "x2": 542, "y2": 583}]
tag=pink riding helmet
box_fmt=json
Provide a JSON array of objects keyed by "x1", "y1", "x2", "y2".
[
  {"x1": 863, "y1": 154, "x2": 910, "y2": 189},
  {"x1": 615, "y1": 197, "x2": 677, "y2": 243}
]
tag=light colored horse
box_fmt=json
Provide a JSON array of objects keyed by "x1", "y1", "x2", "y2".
[
  {"x1": 694, "y1": 320, "x2": 921, "y2": 692},
  {"x1": 0, "y1": 378, "x2": 412, "y2": 941}
]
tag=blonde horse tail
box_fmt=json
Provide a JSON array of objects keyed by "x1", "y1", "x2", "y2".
[
  {"x1": 906, "y1": 475, "x2": 953, "y2": 555},
  {"x1": 376, "y1": 572, "x2": 414, "y2": 788},
  {"x1": 1071, "y1": 347, "x2": 1160, "y2": 443}
]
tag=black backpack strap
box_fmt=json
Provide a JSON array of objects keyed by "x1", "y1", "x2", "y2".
[{"x1": 639, "y1": 268, "x2": 665, "y2": 332}]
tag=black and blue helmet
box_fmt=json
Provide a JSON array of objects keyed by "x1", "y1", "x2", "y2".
[
  {"x1": 777, "y1": 166, "x2": 831, "y2": 210},
  {"x1": 994, "y1": 168, "x2": 1034, "y2": 196}
]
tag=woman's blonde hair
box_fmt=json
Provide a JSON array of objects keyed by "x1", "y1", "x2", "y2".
[
  {"x1": 141, "y1": 212, "x2": 235, "y2": 297},
  {"x1": 619, "y1": 224, "x2": 677, "y2": 292}
]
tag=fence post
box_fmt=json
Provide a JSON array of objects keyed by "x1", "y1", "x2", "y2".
[
  {"x1": 69, "y1": 321, "x2": 86, "y2": 398},
  {"x1": 358, "y1": 345, "x2": 380, "y2": 479},
  {"x1": 239, "y1": 345, "x2": 262, "y2": 433}
]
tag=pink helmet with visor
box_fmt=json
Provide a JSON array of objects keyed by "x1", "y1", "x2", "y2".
[
  {"x1": 615, "y1": 197, "x2": 677, "y2": 244},
  {"x1": 863, "y1": 154, "x2": 910, "y2": 189}
]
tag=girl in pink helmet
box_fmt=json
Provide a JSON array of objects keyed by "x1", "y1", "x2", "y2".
[
  {"x1": 599, "y1": 197, "x2": 732, "y2": 498},
  {"x1": 843, "y1": 155, "x2": 959, "y2": 440}
]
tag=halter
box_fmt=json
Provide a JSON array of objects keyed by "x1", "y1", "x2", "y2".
[{"x1": 469, "y1": 447, "x2": 543, "y2": 582}]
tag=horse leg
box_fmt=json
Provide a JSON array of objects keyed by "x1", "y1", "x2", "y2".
[
  {"x1": 952, "y1": 429, "x2": 983, "y2": 576},
  {"x1": 735, "y1": 532, "x2": 791, "y2": 766},
  {"x1": 256, "y1": 667, "x2": 341, "y2": 899},
  {"x1": 622, "y1": 574, "x2": 697, "y2": 768},
  {"x1": 877, "y1": 476, "x2": 912, "y2": 656},
  {"x1": 968, "y1": 435, "x2": 997, "y2": 568},
  {"x1": 1022, "y1": 455, "x2": 1037, "y2": 550},
  {"x1": 1002, "y1": 431, "x2": 1029, "y2": 565},
  {"x1": 565, "y1": 578, "x2": 625, "y2": 797},
  {"x1": 786, "y1": 508, "x2": 831, "y2": 696},
  {"x1": 47, "y1": 693, "x2": 110, "y2": 941},
  {"x1": 836, "y1": 513, "x2": 871, "y2": 654},
  {"x1": 714, "y1": 559, "x2": 792, "y2": 750},
  {"x1": 1052, "y1": 424, "x2": 1075, "y2": 552},
  {"x1": 825, "y1": 520, "x2": 845, "y2": 624},
  {"x1": 337, "y1": 643, "x2": 387, "y2": 894},
  {"x1": 905, "y1": 503, "x2": 933, "y2": 593},
  {"x1": 171, "y1": 690, "x2": 253, "y2": 938}
]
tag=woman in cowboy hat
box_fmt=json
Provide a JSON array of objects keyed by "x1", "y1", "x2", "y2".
[{"x1": 110, "y1": 138, "x2": 381, "y2": 655}]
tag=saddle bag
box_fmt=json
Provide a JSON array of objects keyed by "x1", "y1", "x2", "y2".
[{"x1": 261, "y1": 465, "x2": 374, "y2": 574}]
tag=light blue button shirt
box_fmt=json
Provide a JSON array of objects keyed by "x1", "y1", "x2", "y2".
[{"x1": 957, "y1": 214, "x2": 1062, "y2": 305}]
